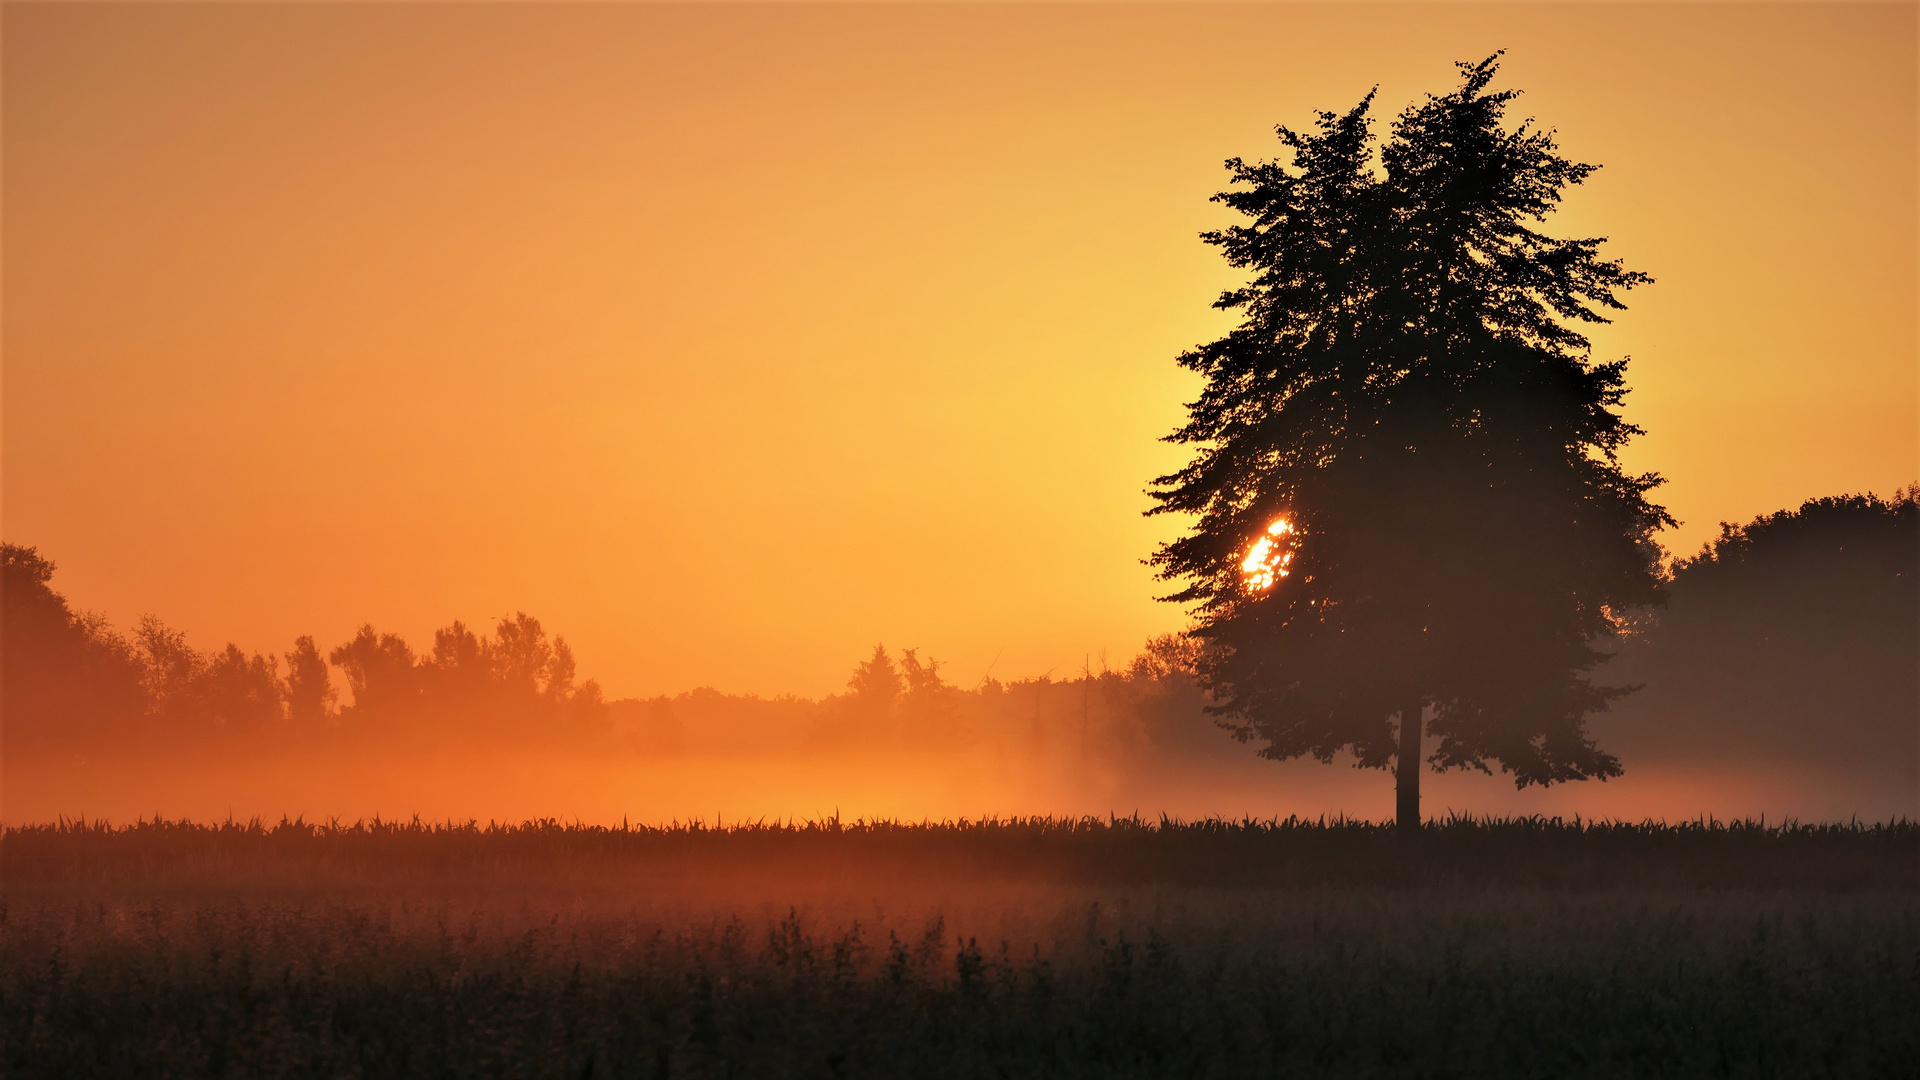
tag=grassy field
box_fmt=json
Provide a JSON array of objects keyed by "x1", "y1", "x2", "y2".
[{"x1": 5, "y1": 816, "x2": 1917, "y2": 1078}]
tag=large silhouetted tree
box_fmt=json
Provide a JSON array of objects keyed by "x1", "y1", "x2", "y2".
[{"x1": 1149, "y1": 56, "x2": 1670, "y2": 828}]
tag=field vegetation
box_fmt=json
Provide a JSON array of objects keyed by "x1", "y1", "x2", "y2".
[{"x1": 5, "y1": 816, "x2": 1916, "y2": 1078}]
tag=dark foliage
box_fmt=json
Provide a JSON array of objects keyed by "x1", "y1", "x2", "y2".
[
  {"x1": 10, "y1": 815, "x2": 1915, "y2": 894},
  {"x1": 5, "y1": 818, "x2": 1917, "y2": 1079},
  {"x1": 1149, "y1": 57, "x2": 1669, "y2": 800},
  {"x1": 10, "y1": 899, "x2": 1917, "y2": 1080},
  {"x1": 0, "y1": 545, "x2": 146, "y2": 749},
  {"x1": 1602, "y1": 488, "x2": 1918, "y2": 783}
]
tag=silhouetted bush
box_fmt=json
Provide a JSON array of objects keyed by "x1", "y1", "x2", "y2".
[{"x1": 1602, "y1": 488, "x2": 1918, "y2": 785}]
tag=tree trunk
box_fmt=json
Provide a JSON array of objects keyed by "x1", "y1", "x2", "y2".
[{"x1": 1395, "y1": 695, "x2": 1423, "y2": 831}]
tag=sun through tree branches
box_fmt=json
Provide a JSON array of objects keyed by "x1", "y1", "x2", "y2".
[{"x1": 1148, "y1": 55, "x2": 1672, "y2": 829}]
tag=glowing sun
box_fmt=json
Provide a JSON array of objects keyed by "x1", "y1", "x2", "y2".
[{"x1": 1241, "y1": 517, "x2": 1296, "y2": 591}]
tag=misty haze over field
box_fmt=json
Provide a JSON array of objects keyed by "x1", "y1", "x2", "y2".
[{"x1": 7, "y1": 491, "x2": 1913, "y2": 826}]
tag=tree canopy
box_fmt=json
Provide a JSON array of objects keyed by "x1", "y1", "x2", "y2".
[
  {"x1": 1601, "y1": 488, "x2": 1918, "y2": 784},
  {"x1": 1149, "y1": 56, "x2": 1670, "y2": 819}
]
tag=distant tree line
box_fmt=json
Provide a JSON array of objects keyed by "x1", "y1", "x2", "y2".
[
  {"x1": 1, "y1": 544, "x2": 603, "y2": 755},
  {"x1": 607, "y1": 633, "x2": 1211, "y2": 765},
  {"x1": 4, "y1": 488, "x2": 1914, "y2": 792}
]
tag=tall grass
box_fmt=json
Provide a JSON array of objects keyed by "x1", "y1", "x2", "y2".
[
  {"x1": 4, "y1": 817, "x2": 1916, "y2": 1077},
  {"x1": 8, "y1": 813, "x2": 1915, "y2": 892}
]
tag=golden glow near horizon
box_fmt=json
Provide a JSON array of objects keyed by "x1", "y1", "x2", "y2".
[
  {"x1": 1242, "y1": 518, "x2": 1297, "y2": 592},
  {"x1": 2, "y1": 4, "x2": 1914, "y2": 699}
]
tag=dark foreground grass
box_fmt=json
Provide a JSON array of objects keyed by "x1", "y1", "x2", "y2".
[
  {"x1": 4, "y1": 817, "x2": 1917, "y2": 1078},
  {"x1": 10, "y1": 813, "x2": 1916, "y2": 891}
]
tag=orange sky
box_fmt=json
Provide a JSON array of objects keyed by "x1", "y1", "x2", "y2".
[{"x1": 4, "y1": 3, "x2": 1915, "y2": 700}]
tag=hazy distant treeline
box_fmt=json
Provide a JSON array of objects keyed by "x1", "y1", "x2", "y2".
[
  {"x1": 610, "y1": 634, "x2": 1218, "y2": 765},
  {"x1": 0, "y1": 538, "x2": 1206, "y2": 760},
  {"x1": 0, "y1": 552, "x2": 605, "y2": 753},
  {"x1": 4, "y1": 489, "x2": 1914, "y2": 787}
]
